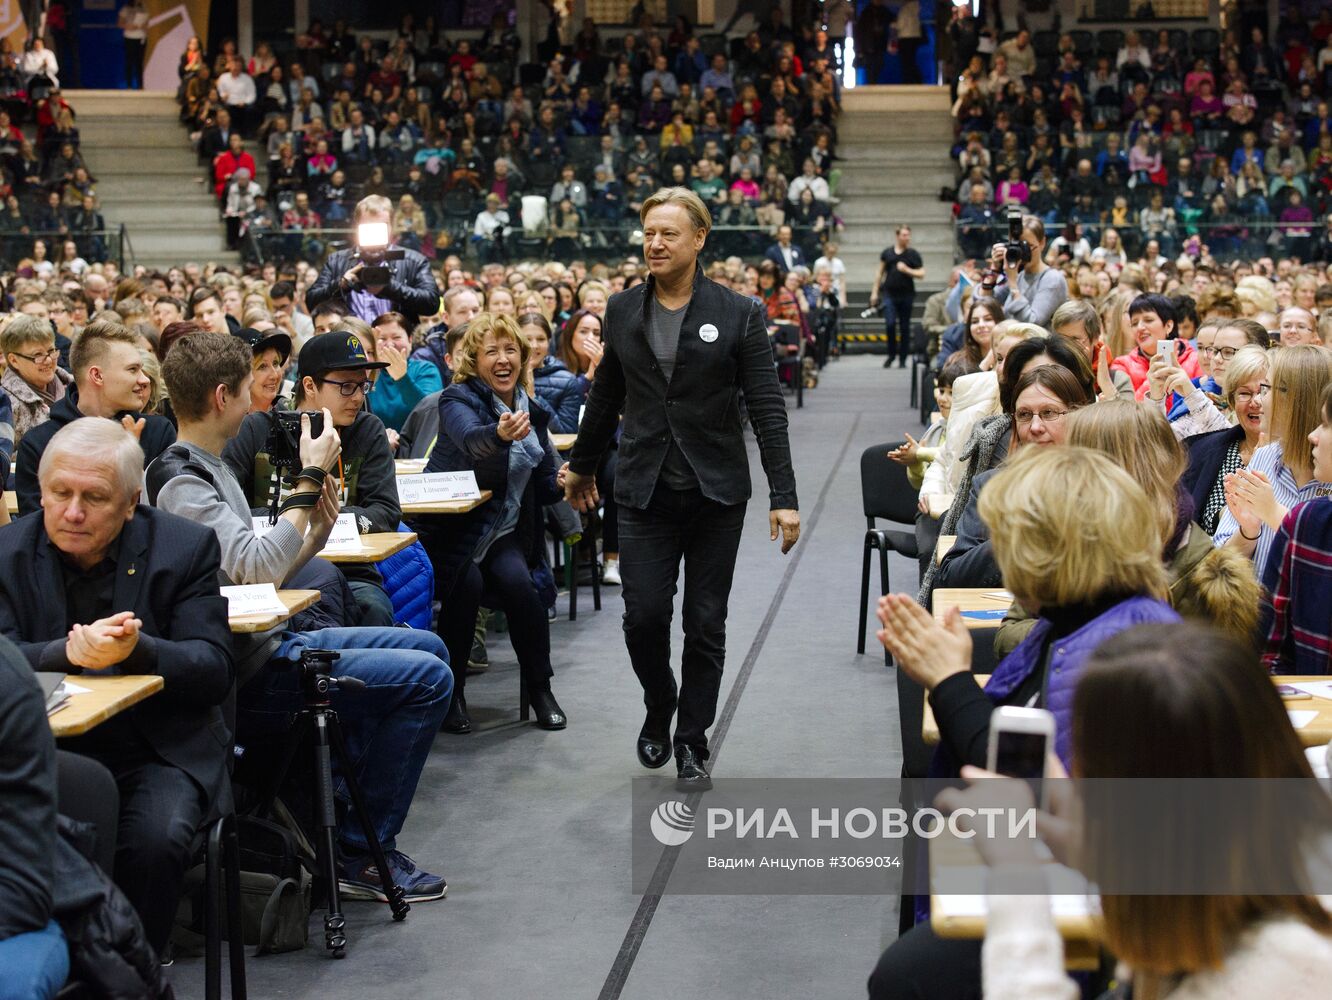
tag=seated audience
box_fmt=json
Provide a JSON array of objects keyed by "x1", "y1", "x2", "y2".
[
  {"x1": 523, "y1": 311, "x2": 582, "y2": 433},
  {"x1": 920, "y1": 334, "x2": 1093, "y2": 602},
  {"x1": 15, "y1": 320, "x2": 176, "y2": 516},
  {"x1": 366, "y1": 311, "x2": 443, "y2": 432},
  {"x1": 420, "y1": 312, "x2": 568, "y2": 734},
  {"x1": 940, "y1": 622, "x2": 1332, "y2": 998},
  {"x1": 1259, "y1": 381, "x2": 1332, "y2": 674},
  {"x1": 1215, "y1": 345, "x2": 1332, "y2": 568},
  {"x1": 224, "y1": 329, "x2": 401, "y2": 625},
  {"x1": 0, "y1": 313, "x2": 72, "y2": 446},
  {"x1": 148, "y1": 331, "x2": 452, "y2": 902},
  {"x1": 999, "y1": 400, "x2": 1259, "y2": 656},
  {"x1": 1111, "y1": 293, "x2": 1202, "y2": 401},
  {"x1": 235, "y1": 325, "x2": 292, "y2": 413},
  {"x1": 0, "y1": 419, "x2": 233, "y2": 957},
  {"x1": 937, "y1": 362, "x2": 1094, "y2": 590},
  {"x1": 871, "y1": 445, "x2": 1182, "y2": 995},
  {"x1": 1182, "y1": 345, "x2": 1269, "y2": 534}
]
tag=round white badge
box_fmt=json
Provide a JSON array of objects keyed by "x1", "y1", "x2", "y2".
[{"x1": 699, "y1": 323, "x2": 719, "y2": 343}]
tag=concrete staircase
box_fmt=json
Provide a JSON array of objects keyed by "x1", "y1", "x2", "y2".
[
  {"x1": 834, "y1": 86, "x2": 957, "y2": 297},
  {"x1": 64, "y1": 90, "x2": 236, "y2": 269}
]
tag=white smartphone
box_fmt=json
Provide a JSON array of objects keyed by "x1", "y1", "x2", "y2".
[{"x1": 987, "y1": 706, "x2": 1056, "y2": 807}]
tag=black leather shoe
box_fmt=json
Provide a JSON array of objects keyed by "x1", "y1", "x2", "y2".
[
  {"x1": 637, "y1": 735, "x2": 671, "y2": 769},
  {"x1": 675, "y1": 746, "x2": 712, "y2": 791},
  {"x1": 441, "y1": 694, "x2": 471, "y2": 734},
  {"x1": 530, "y1": 689, "x2": 567, "y2": 730}
]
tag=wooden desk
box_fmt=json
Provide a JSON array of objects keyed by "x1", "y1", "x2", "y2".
[
  {"x1": 551, "y1": 433, "x2": 577, "y2": 452},
  {"x1": 932, "y1": 588, "x2": 1013, "y2": 630},
  {"x1": 400, "y1": 489, "x2": 492, "y2": 516},
  {"x1": 935, "y1": 535, "x2": 956, "y2": 566},
  {"x1": 229, "y1": 589, "x2": 320, "y2": 634},
  {"x1": 1276, "y1": 677, "x2": 1332, "y2": 747},
  {"x1": 395, "y1": 459, "x2": 429, "y2": 475},
  {"x1": 5, "y1": 491, "x2": 15, "y2": 515},
  {"x1": 923, "y1": 676, "x2": 1332, "y2": 748},
  {"x1": 319, "y1": 531, "x2": 417, "y2": 564},
  {"x1": 50, "y1": 675, "x2": 164, "y2": 738},
  {"x1": 930, "y1": 828, "x2": 1100, "y2": 965}
]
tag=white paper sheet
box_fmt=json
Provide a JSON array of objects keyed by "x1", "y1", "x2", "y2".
[
  {"x1": 1288, "y1": 710, "x2": 1319, "y2": 730},
  {"x1": 396, "y1": 471, "x2": 481, "y2": 504},
  {"x1": 1290, "y1": 681, "x2": 1332, "y2": 700},
  {"x1": 318, "y1": 514, "x2": 363, "y2": 553},
  {"x1": 221, "y1": 583, "x2": 290, "y2": 617}
]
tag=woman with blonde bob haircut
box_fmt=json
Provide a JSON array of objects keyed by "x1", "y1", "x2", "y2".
[
  {"x1": 1216, "y1": 344, "x2": 1332, "y2": 569},
  {"x1": 421, "y1": 310, "x2": 566, "y2": 733},
  {"x1": 870, "y1": 447, "x2": 1179, "y2": 994},
  {"x1": 998, "y1": 401, "x2": 1261, "y2": 656}
]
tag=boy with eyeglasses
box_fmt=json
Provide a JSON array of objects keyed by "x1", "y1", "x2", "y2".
[{"x1": 222, "y1": 332, "x2": 401, "y2": 626}]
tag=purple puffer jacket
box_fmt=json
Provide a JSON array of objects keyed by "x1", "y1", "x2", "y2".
[{"x1": 982, "y1": 595, "x2": 1180, "y2": 767}]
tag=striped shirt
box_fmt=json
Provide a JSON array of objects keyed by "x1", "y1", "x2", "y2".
[
  {"x1": 1260, "y1": 499, "x2": 1332, "y2": 675},
  {"x1": 1212, "y1": 442, "x2": 1332, "y2": 572}
]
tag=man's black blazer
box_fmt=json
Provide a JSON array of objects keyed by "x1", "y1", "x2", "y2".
[
  {"x1": 305, "y1": 246, "x2": 442, "y2": 330},
  {"x1": 569, "y1": 267, "x2": 798, "y2": 511},
  {"x1": 0, "y1": 507, "x2": 235, "y2": 817}
]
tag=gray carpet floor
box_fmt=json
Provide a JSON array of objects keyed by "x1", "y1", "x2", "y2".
[{"x1": 169, "y1": 355, "x2": 927, "y2": 999}]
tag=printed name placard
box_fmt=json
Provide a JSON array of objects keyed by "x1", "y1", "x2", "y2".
[
  {"x1": 396, "y1": 471, "x2": 482, "y2": 504},
  {"x1": 221, "y1": 583, "x2": 291, "y2": 618},
  {"x1": 253, "y1": 512, "x2": 360, "y2": 551}
]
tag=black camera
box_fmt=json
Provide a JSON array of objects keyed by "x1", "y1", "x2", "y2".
[
  {"x1": 1003, "y1": 206, "x2": 1031, "y2": 269},
  {"x1": 266, "y1": 409, "x2": 325, "y2": 472}
]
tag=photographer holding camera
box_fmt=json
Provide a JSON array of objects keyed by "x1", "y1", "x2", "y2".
[
  {"x1": 306, "y1": 194, "x2": 442, "y2": 330},
  {"x1": 985, "y1": 210, "x2": 1068, "y2": 330}
]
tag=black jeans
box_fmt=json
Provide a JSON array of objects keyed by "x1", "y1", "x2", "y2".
[
  {"x1": 619, "y1": 484, "x2": 746, "y2": 757},
  {"x1": 883, "y1": 294, "x2": 915, "y2": 363},
  {"x1": 63, "y1": 741, "x2": 207, "y2": 956},
  {"x1": 439, "y1": 531, "x2": 554, "y2": 700}
]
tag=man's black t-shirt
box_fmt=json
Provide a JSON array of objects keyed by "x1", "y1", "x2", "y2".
[{"x1": 879, "y1": 245, "x2": 923, "y2": 298}]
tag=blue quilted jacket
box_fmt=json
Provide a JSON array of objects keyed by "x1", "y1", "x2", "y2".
[{"x1": 378, "y1": 523, "x2": 436, "y2": 629}]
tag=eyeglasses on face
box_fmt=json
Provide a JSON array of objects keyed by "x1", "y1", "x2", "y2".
[
  {"x1": 319, "y1": 378, "x2": 372, "y2": 396},
  {"x1": 1201, "y1": 346, "x2": 1241, "y2": 361},
  {"x1": 10, "y1": 347, "x2": 58, "y2": 363},
  {"x1": 1015, "y1": 408, "x2": 1069, "y2": 426},
  {"x1": 1235, "y1": 385, "x2": 1270, "y2": 404}
]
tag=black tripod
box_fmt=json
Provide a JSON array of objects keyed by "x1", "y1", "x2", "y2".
[{"x1": 258, "y1": 649, "x2": 409, "y2": 957}]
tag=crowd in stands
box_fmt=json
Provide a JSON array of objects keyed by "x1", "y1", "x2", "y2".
[
  {"x1": 0, "y1": 37, "x2": 108, "y2": 272},
  {"x1": 946, "y1": 11, "x2": 1332, "y2": 266},
  {"x1": 178, "y1": 12, "x2": 847, "y2": 270}
]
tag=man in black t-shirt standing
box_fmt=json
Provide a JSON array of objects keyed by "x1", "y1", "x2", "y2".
[{"x1": 870, "y1": 225, "x2": 926, "y2": 369}]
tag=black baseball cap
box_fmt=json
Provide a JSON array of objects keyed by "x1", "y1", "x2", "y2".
[
  {"x1": 233, "y1": 327, "x2": 292, "y2": 363},
  {"x1": 296, "y1": 328, "x2": 388, "y2": 380}
]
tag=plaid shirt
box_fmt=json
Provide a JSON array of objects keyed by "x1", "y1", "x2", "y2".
[
  {"x1": 1214, "y1": 442, "x2": 1332, "y2": 573},
  {"x1": 1259, "y1": 498, "x2": 1332, "y2": 675}
]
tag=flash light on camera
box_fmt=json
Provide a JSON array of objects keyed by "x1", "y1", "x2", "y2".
[{"x1": 357, "y1": 222, "x2": 390, "y2": 249}]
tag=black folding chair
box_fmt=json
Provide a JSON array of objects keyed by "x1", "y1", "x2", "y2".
[{"x1": 857, "y1": 443, "x2": 921, "y2": 665}]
